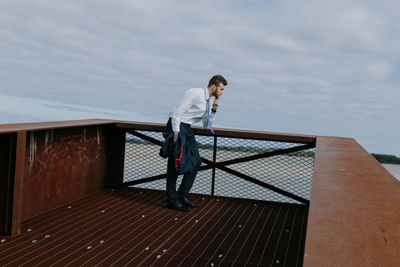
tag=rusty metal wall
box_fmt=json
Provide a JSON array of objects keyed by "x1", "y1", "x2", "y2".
[
  {"x1": 21, "y1": 126, "x2": 109, "y2": 221},
  {"x1": 0, "y1": 121, "x2": 126, "y2": 237},
  {"x1": 304, "y1": 137, "x2": 400, "y2": 267}
]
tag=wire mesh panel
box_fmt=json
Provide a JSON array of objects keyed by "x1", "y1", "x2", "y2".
[
  {"x1": 123, "y1": 131, "x2": 166, "y2": 190},
  {"x1": 123, "y1": 131, "x2": 215, "y2": 195},
  {"x1": 123, "y1": 129, "x2": 315, "y2": 204},
  {"x1": 214, "y1": 137, "x2": 315, "y2": 204},
  {"x1": 190, "y1": 135, "x2": 214, "y2": 195}
]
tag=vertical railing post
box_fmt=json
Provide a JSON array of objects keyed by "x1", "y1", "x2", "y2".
[
  {"x1": 105, "y1": 126, "x2": 126, "y2": 186},
  {"x1": 211, "y1": 136, "x2": 217, "y2": 196},
  {"x1": 12, "y1": 131, "x2": 26, "y2": 237}
]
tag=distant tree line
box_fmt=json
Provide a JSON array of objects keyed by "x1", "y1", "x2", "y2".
[
  {"x1": 371, "y1": 153, "x2": 400, "y2": 164},
  {"x1": 127, "y1": 139, "x2": 400, "y2": 164},
  {"x1": 126, "y1": 139, "x2": 315, "y2": 158}
]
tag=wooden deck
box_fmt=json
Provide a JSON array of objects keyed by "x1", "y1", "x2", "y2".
[{"x1": 0, "y1": 188, "x2": 308, "y2": 266}]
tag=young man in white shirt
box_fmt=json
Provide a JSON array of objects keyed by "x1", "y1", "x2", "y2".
[{"x1": 165, "y1": 75, "x2": 227, "y2": 212}]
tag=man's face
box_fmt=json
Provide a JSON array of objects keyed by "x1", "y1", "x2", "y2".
[{"x1": 213, "y1": 83, "x2": 225, "y2": 99}]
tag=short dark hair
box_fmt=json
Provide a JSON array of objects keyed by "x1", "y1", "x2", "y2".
[{"x1": 208, "y1": 75, "x2": 228, "y2": 87}]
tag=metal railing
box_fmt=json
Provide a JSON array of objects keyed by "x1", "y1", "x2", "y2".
[{"x1": 117, "y1": 123, "x2": 316, "y2": 205}]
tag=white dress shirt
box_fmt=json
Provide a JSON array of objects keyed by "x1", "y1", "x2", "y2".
[{"x1": 169, "y1": 87, "x2": 215, "y2": 132}]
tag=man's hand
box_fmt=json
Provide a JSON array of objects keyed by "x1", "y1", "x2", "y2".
[
  {"x1": 212, "y1": 99, "x2": 219, "y2": 112},
  {"x1": 173, "y1": 131, "x2": 179, "y2": 144}
]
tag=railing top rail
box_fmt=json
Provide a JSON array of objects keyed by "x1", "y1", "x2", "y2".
[
  {"x1": 0, "y1": 118, "x2": 316, "y2": 144},
  {"x1": 116, "y1": 121, "x2": 317, "y2": 144},
  {"x1": 0, "y1": 119, "x2": 119, "y2": 134}
]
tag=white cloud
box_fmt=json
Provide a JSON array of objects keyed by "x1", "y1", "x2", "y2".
[
  {"x1": 0, "y1": 0, "x2": 399, "y2": 155},
  {"x1": 0, "y1": 94, "x2": 158, "y2": 123},
  {"x1": 363, "y1": 61, "x2": 394, "y2": 80}
]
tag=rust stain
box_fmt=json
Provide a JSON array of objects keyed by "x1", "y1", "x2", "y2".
[
  {"x1": 379, "y1": 225, "x2": 388, "y2": 244},
  {"x1": 29, "y1": 132, "x2": 37, "y2": 167},
  {"x1": 22, "y1": 127, "x2": 107, "y2": 220},
  {"x1": 31, "y1": 134, "x2": 103, "y2": 169}
]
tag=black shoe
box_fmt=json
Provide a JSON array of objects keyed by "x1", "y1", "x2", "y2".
[
  {"x1": 181, "y1": 197, "x2": 199, "y2": 208},
  {"x1": 168, "y1": 199, "x2": 190, "y2": 212}
]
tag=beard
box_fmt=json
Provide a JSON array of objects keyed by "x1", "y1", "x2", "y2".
[{"x1": 212, "y1": 91, "x2": 219, "y2": 99}]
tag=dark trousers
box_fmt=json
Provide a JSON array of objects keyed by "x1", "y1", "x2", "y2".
[{"x1": 166, "y1": 124, "x2": 201, "y2": 201}]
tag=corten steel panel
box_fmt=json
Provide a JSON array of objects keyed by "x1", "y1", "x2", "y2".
[
  {"x1": 11, "y1": 131, "x2": 26, "y2": 237},
  {"x1": 21, "y1": 126, "x2": 108, "y2": 221},
  {"x1": 304, "y1": 137, "x2": 400, "y2": 266},
  {"x1": 0, "y1": 188, "x2": 308, "y2": 266},
  {"x1": 0, "y1": 119, "x2": 119, "y2": 134},
  {"x1": 0, "y1": 134, "x2": 16, "y2": 235}
]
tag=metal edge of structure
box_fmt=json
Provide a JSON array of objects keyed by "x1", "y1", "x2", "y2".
[
  {"x1": 1, "y1": 118, "x2": 316, "y2": 144},
  {"x1": 0, "y1": 119, "x2": 120, "y2": 134},
  {"x1": 304, "y1": 136, "x2": 400, "y2": 266},
  {"x1": 115, "y1": 121, "x2": 317, "y2": 144}
]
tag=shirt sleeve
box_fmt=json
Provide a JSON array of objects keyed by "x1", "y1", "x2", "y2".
[{"x1": 171, "y1": 89, "x2": 195, "y2": 132}]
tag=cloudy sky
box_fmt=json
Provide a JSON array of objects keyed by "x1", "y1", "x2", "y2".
[{"x1": 0, "y1": 0, "x2": 399, "y2": 156}]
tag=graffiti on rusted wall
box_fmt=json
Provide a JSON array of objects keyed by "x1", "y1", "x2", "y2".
[{"x1": 22, "y1": 126, "x2": 108, "y2": 220}]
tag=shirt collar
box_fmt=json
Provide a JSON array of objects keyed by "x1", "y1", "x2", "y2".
[{"x1": 204, "y1": 87, "x2": 210, "y2": 100}]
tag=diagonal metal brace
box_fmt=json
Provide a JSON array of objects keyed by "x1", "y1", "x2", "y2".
[
  {"x1": 200, "y1": 157, "x2": 310, "y2": 205},
  {"x1": 201, "y1": 143, "x2": 314, "y2": 171},
  {"x1": 126, "y1": 129, "x2": 163, "y2": 146}
]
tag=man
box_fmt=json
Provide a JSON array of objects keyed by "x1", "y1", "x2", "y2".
[{"x1": 164, "y1": 75, "x2": 227, "y2": 212}]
